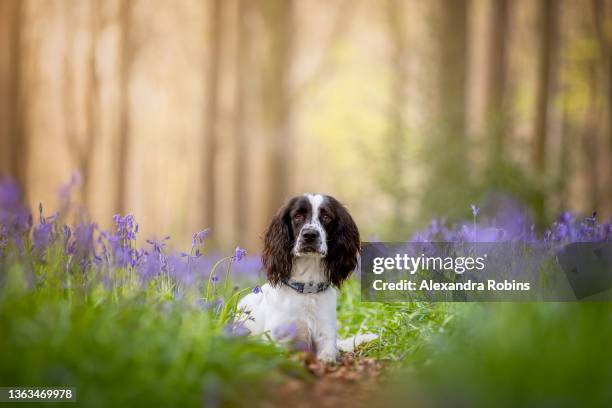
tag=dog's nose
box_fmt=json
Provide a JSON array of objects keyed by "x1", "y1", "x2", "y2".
[{"x1": 302, "y1": 229, "x2": 319, "y2": 242}]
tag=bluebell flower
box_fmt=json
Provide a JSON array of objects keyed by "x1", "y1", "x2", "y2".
[
  {"x1": 223, "y1": 321, "x2": 250, "y2": 337},
  {"x1": 559, "y1": 212, "x2": 572, "y2": 224},
  {"x1": 470, "y1": 204, "x2": 480, "y2": 217},
  {"x1": 192, "y1": 229, "x2": 210, "y2": 247},
  {"x1": 272, "y1": 321, "x2": 297, "y2": 341},
  {"x1": 234, "y1": 246, "x2": 247, "y2": 261},
  {"x1": 32, "y1": 222, "x2": 54, "y2": 254}
]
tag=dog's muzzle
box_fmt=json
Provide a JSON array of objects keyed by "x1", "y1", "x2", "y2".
[{"x1": 296, "y1": 227, "x2": 325, "y2": 255}]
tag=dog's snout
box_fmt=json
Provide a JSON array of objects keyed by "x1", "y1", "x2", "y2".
[{"x1": 301, "y1": 229, "x2": 319, "y2": 242}]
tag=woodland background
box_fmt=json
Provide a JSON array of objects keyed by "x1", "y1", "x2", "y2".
[{"x1": 0, "y1": 0, "x2": 611, "y2": 252}]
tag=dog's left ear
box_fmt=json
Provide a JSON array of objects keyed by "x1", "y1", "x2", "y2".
[
  {"x1": 262, "y1": 198, "x2": 296, "y2": 286},
  {"x1": 325, "y1": 197, "x2": 360, "y2": 287}
]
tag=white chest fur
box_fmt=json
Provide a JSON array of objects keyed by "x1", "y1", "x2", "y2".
[{"x1": 238, "y1": 256, "x2": 339, "y2": 362}]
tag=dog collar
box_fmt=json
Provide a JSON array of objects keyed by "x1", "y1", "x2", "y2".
[{"x1": 283, "y1": 279, "x2": 330, "y2": 294}]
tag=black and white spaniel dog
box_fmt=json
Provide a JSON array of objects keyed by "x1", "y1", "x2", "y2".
[{"x1": 238, "y1": 193, "x2": 376, "y2": 362}]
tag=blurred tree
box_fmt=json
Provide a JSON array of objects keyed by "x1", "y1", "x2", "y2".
[
  {"x1": 61, "y1": 1, "x2": 77, "y2": 185},
  {"x1": 558, "y1": 79, "x2": 572, "y2": 213},
  {"x1": 84, "y1": 0, "x2": 100, "y2": 210},
  {"x1": 532, "y1": 0, "x2": 559, "y2": 225},
  {"x1": 580, "y1": 59, "x2": 601, "y2": 213},
  {"x1": 421, "y1": 0, "x2": 470, "y2": 221},
  {"x1": 0, "y1": 0, "x2": 10, "y2": 176},
  {"x1": 234, "y1": 0, "x2": 250, "y2": 243},
  {"x1": 260, "y1": 0, "x2": 293, "y2": 220},
  {"x1": 593, "y1": 0, "x2": 612, "y2": 216},
  {"x1": 381, "y1": 0, "x2": 410, "y2": 237},
  {"x1": 291, "y1": 0, "x2": 355, "y2": 99},
  {"x1": 116, "y1": 0, "x2": 134, "y2": 214},
  {"x1": 62, "y1": 0, "x2": 100, "y2": 209},
  {"x1": 0, "y1": 0, "x2": 28, "y2": 191},
  {"x1": 484, "y1": 0, "x2": 510, "y2": 167},
  {"x1": 578, "y1": 0, "x2": 609, "y2": 214},
  {"x1": 202, "y1": 0, "x2": 223, "y2": 233},
  {"x1": 437, "y1": 0, "x2": 468, "y2": 166}
]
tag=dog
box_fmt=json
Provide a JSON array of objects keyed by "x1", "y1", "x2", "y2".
[{"x1": 238, "y1": 193, "x2": 376, "y2": 362}]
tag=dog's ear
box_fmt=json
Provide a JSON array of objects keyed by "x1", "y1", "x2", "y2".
[
  {"x1": 262, "y1": 198, "x2": 295, "y2": 286},
  {"x1": 325, "y1": 198, "x2": 360, "y2": 287}
]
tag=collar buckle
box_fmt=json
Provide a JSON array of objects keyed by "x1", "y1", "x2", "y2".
[
  {"x1": 283, "y1": 279, "x2": 330, "y2": 294},
  {"x1": 302, "y1": 281, "x2": 318, "y2": 294}
]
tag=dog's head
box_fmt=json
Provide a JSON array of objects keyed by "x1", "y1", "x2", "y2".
[{"x1": 262, "y1": 194, "x2": 360, "y2": 287}]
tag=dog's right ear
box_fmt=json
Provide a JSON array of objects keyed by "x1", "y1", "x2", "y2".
[{"x1": 262, "y1": 198, "x2": 295, "y2": 286}]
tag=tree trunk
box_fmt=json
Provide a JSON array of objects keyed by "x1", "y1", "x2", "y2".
[
  {"x1": 261, "y1": 0, "x2": 293, "y2": 219},
  {"x1": 437, "y1": 0, "x2": 468, "y2": 179},
  {"x1": 558, "y1": 96, "x2": 571, "y2": 213},
  {"x1": 62, "y1": 0, "x2": 77, "y2": 171},
  {"x1": 82, "y1": 0, "x2": 100, "y2": 210},
  {"x1": 422, "y1": 0, "x2": 469, "y2": 220},
  {"x1": 6, "y1": 0, "x2": 27, "y2": 191},
  {"x1": 202, "y1": 0, "x2": 222, "y2": 232},
  {"x1": 385, "y1": 0, "x2": 409, "y2": 232},
  {"x1": 62, "y1": 0, "x2": 98, "y2": 209},
  {"x1": 532, "y1": 0, "x2": 558, "y2": 224},
  {"x1": 485, "y1": 0, "x2": 509, "y2": 166},
  {"x1": 582, "y1": 67, "x2": 601, "y2": 213},
  {"x1": 116, "y1": 0, "x2": 134, "y2": 215},
  {"x1": 533, "y1": 0, "x2": 556, "y2": 172},
  {"x1": 234, "y1": 0, "x2": 249, "y2": 243},
  {"x1": 593, "y1": 0, "x2": 612, "y2": 217},
  {"x1": 0, "y1": 1, "x2": 9, "y2": 173}
]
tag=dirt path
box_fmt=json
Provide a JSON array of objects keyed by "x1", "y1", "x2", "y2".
[{"x1": 273, "y1": 353, "x2": 386, "y2": 408}]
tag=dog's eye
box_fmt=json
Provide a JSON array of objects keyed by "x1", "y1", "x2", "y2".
[
  {"x1": 293, "y1": 214, "x2": 304, "y2": 221},
  {"x1": 321, "y1": 214, "x2": 332, "y2": 223}
]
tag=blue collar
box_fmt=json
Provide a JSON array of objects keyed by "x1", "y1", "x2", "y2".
[{"x1": 283, "y1": 279, "x2": 330, "y2": 294}]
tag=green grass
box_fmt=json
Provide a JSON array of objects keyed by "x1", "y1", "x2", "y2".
[
  {"x1": 337, "y1": 279, "x2": 456, "y2": 360},
  {"x1": 2, "y1": 246, "x2": 611, "y2": 407},
  {"x1": 339, "y1": 280, "x2": 612, "y2": 407},
  {"x1": 0, "y1": 240, "x2": 453, "y2": 407},
  {"x1": 396, "y1": 302, "x2": 612, "y2": 407},
  {"x1": 0, "y1": 253, "x2": 305, "y2": 407}
]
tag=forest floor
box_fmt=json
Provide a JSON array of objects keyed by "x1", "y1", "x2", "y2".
[
  {"x1": 2, "y1": 183, "x2": 611, "y2": 407},
  {"x1": 274, "y1": 352, "x2": 385, "y2": 408}
]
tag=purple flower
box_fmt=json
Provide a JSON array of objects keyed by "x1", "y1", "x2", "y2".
[
  {"x1": 57, "y1": 172, "x2": 81, "y2": 204},
  {"x1": 252, "y1": 285, "x2": 262, "y2": 294},
  {"x1": 167, "y1": 254, "x2": 193, "y2": 285},
  {"x1": 234, "y1": 246, "x2": 247, "y2": 262},
  {"x1": 602, "y1": 223, "x2": 612, "y2": 241},
  {"x1": 113, "y1": 214, "x2": 139, "y2": 242},
  {"x1": 211, "y1": 274, "x2": 219, "y2": 283},
  {"x1": 195, "y1": 298, "x2": 213, "y2": 310},
  {"x1": 73, "y1": 223, "x2": 95, "y2": 254},
  {"x1": 138, "y1": 252, "x2": 162, "y2": 282},
  {"x1": 272, "y1": 321, "x2": 297, "y2": 341},
  {"x1": 558, "y1": 212, "x2": 573, "y2": 224},
  {"x1": 32, "y1": 221, "x2": 54, "y2": 255},
  {"x1": 98, "y1": 215, "x2": 144, "y2": 269},
  {"x1": 192, "y1": 229, "x2": 210, "y2": 247},
  {"x1": 0, "y1": 179, "x2": 22, "y2": 208},
  {"x1": 470, "y1": 204, "x2": 480, "y2": 217},
  {"x1": 62, "y1": 224, "x2": 72, "y2": 247},
  {"x1": 0, "y1": 179, "x2": 31, "y2": 250},
  {"x1": 223, "y1": 321, "x2": 251, "y2": 337},
  {"x1": 146, "y1": 236, "x2": 169, "y2": 255}
]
